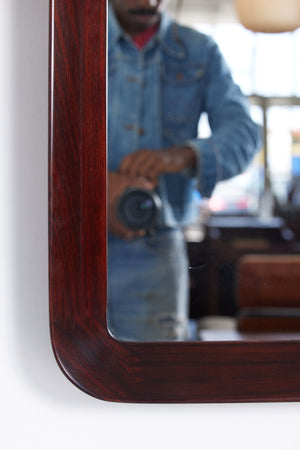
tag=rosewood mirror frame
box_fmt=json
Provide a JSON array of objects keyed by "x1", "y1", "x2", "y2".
[{"x1": 49, "y1": 0, "x2": 300, "y2": 403}]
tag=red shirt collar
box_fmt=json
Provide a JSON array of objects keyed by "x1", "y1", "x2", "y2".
[{"x1": 132, "y1": 23, "x2": 160, "y2": 50}]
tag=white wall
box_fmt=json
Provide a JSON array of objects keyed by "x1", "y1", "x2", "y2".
[{"x1": 0, "y1": 1, "x2": 299, "y2": 449}]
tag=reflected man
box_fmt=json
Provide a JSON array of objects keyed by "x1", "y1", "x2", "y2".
[{"x1": 107, "y1": 0, "x2": 261, "y2": 341}]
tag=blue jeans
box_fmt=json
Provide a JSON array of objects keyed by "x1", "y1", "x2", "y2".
[{"x1": 107, "y1": 228, "x2": 189, "y2": 342}]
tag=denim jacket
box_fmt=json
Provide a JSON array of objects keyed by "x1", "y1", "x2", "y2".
[{"x1": 108, "y1": 6, "x2": 262, "y2": 227}]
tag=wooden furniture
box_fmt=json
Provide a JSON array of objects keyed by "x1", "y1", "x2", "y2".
[
  {"x1": 187, "y1": 216, "x2": 296, "y2": 318},
  {"x1": 237, "y1": 254, "x2": 300, "y2": 332}
]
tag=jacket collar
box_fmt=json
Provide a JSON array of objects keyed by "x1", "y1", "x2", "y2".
[
  {"x1": 107, "y1": 3, "x2": 124, "y2": 51},
  {"x1": 107, "y1": 4, "x2": 186, "y2": 60}
]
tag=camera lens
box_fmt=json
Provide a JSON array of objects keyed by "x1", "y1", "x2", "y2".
[{"x1": 117, "y1": 187, "x2": 161, "y2": 231}]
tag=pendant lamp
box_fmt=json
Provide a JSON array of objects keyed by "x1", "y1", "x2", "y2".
[{"x1": 234, "y1": 0, "x2": 300, "y2": 33}]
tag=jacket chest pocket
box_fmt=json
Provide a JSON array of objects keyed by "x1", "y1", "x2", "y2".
[{"x1": 161, "y1": 63, "x2": 205, "y2": 126}]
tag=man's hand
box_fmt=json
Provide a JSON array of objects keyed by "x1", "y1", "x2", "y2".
[
  {"x1": 108, "y1": 172, "x2": 155, "y2": 240},
  {"x1": 118, "y1": 146, "x2": 196, "y2": 182}
]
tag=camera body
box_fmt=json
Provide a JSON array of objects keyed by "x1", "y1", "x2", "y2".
[{"x1": 116, "y1": 187, "x2": 162, "y2": 231}]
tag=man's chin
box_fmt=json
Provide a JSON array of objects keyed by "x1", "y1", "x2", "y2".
[{"x1": 128, "y1": 13, "x2": 160, "y2": 30}]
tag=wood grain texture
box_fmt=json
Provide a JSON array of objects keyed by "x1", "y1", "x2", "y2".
[
  {"x1": 49, "y1": 0, "x2": 300, "y2": 403},
  {"x1": 237, "y1": 255, "x2": 300, "y2": 308}
]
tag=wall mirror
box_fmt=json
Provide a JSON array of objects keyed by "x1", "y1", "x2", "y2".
[{"x1": 49, "y1": 0, "x2": 300, "y2": 402}]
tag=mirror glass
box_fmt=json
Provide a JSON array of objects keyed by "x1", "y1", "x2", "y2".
[{"x1": 106, "y1": 0, "x2": 300, "y2": 342}]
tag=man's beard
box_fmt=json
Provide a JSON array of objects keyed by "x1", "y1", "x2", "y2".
[{"x1": 128, "y1": 8, "x2": 159, "y2": 17}]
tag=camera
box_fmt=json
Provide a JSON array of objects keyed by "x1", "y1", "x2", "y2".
[{"x1": 116, "y1": 187, "x2": 162, "y2": 231}]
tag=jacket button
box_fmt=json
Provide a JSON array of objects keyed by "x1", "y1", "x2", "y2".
[
  {"x1": 138, "y1": 127, "x2": 145, "y2": 136},
  {"x1": 126, "y1": 76, "x2": 139, "y2": 83},
  {"x1": 123, "y1": 123, "x2": 135, "y2": 131},
  {"x1": 176, "y1": 72, "x2": 184, "y2": 81}
]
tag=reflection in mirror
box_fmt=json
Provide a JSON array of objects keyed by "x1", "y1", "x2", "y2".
[{"x1": 106, "y1": 0, "x2": 300, "y2": 343}]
